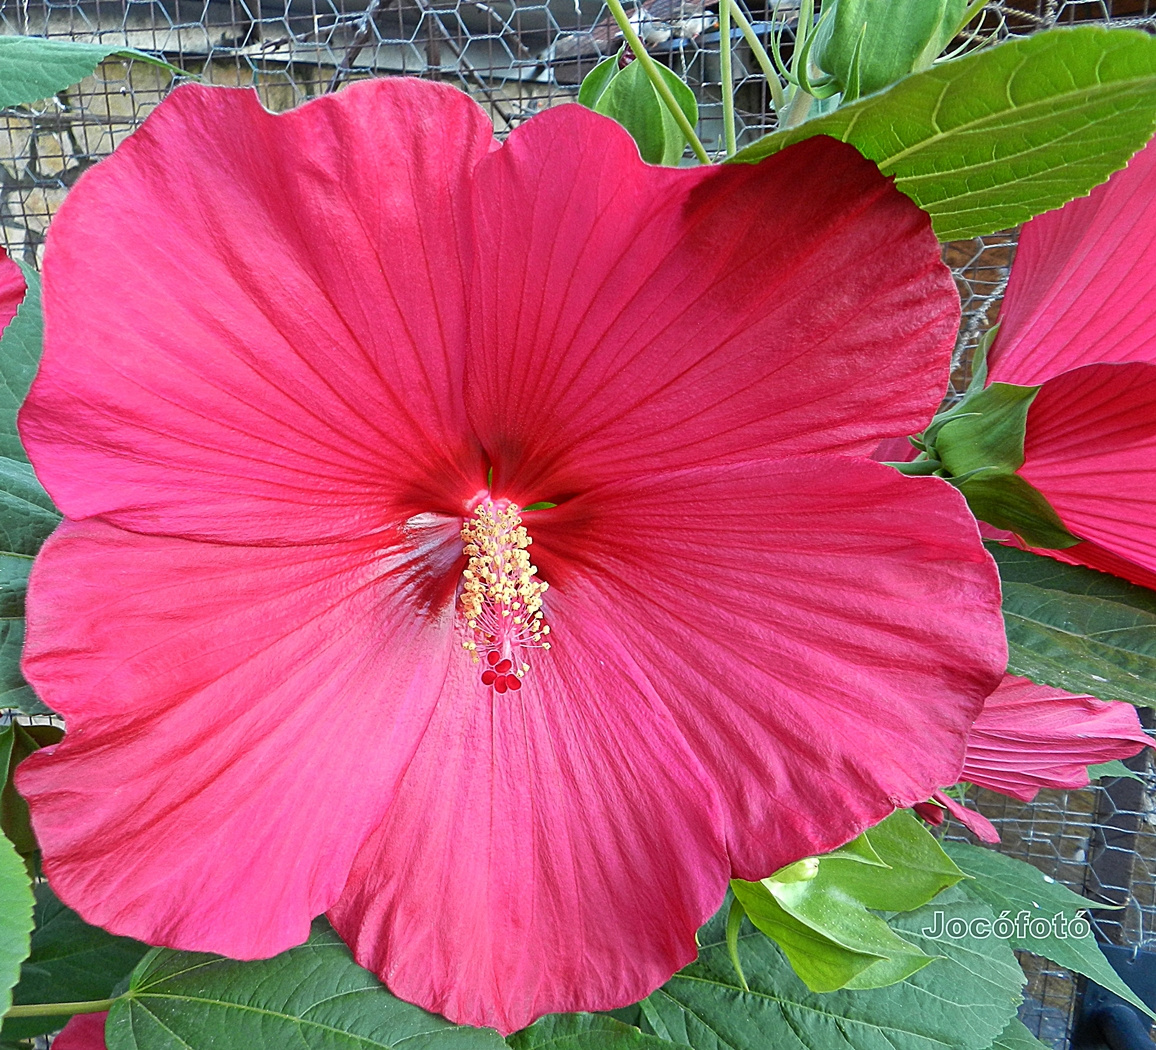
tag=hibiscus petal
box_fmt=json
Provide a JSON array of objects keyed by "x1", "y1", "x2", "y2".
[
  {"x1": 525, "y1": 455, "x2": 1006, "y2": 878},
  {"x1": 932, "y1": 791, "x2": 1000, "y2": 844},
  {"x1": 961, "y1": 674, "x2": 1152, "y2": 801},
  {"x1": 988, "y1": 137, "x2": 1156, "y2": 385},
  {"x1": 21, "y1": 80, "x2": 493, "y2": 544},
  {"x1": 51, "y1": 1013, "x2": 108, "y2": 1050},
  {"x1": 17, "y1": 516, "x2": 462, "y2": 957},
  {"x1": 329, "y1": 592, "x2": 728, "y2": 1034},
  {"x1": 1019, "y1": 361, "x2": 1156, "y2": 580},
  {"x1": 463, "y1": 106, "x2": 959, "y2": 500}
]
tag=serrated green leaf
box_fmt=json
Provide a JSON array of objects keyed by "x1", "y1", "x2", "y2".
[
  {"x1": 732, "y1": 28, "x2": 1156, "y2": 240},
  {"x1": 509, "y1": 1013, "x2": 689, "y2": 1049},
  {"x1": 943, "y1": 841, "x2": 1155, "y2": 1022},
  {"x1": 594, "y1": 59, "x2": 698, "y2": 166},
  {"x1": 642, "y1": 888, "x2": 1022, "y2": 1050},
  {"x1": 1, "y1": 883, "x2": 147, "y2": 1042},
  {"x1": 0, "y1": 36, "x2": 176, "y2": 109},
  {"x1": 107, "y1": 918, "x2": 507, "y2": 1050},
  {"x1": 989, "y1": 543, "x2": 1156, "y2": 707},
  {"x1": 991, "y1": 1018, "x2": 1049, "y2": 1050},
  {"x1": 0, "y1": 831, "x2": 32, "y2": 1018}
]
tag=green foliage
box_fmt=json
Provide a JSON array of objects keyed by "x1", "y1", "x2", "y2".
[
  {"x1": 991, "y1": 1018, "x2": 1049, "y2": 1050},
  {"x1": 1, "y1": 884, "x2": 148, "y2": 1042},
  {"x1": 0, "y1": 830, "x2": 32, "y2": 1019},
  {"x1": 0, "y1": 721, "x2": 62, "y2": 860},
  {"x1": 585, "y1": 58, "x2": 699, "y2": 166},
  {"x1": 106, "y1": 919, "x2": 508, "y2": 1050},
  {"x1": 943, "y1": 842, "x2": 1155, "y2": 1021},
  {"x1": 0, "y1": 36, "x2": 176, "y2": 110},
  {"x1": 1087, "y1": 759, "x2": 1144, "y2": 782},
  {"x1": 811, "y1": 0, "x2": 969, "y2": 101},
  {"x1": 509, "y1": 1013, "x2": 688, "y2": 1049},
  {"x1": 0, "y1": 268, "x2": 57, "y2": 716},
  {"x1": 642, "y1": 888, "x2": 1023, "y2": 1050},
  {"x1": 729, "y1": 812, "x2": 964, "y2": 991},
  {"x1": 989, "y1": 543, "x2": 1156, "y2": 708},
  {"x1": 733, "y1": 28, "x2": 1156, "y2": 240}
]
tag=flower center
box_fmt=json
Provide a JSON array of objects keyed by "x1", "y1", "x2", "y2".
[{"x1": 459, "y1": 499, "x2": 551, "y2": 693}]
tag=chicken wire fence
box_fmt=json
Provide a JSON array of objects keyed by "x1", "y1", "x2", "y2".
[{"x1": 1, "y1": 0, "x2": 1155, "y2": 1047}]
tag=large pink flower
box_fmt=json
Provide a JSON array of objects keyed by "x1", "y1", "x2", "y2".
[
  {"x1": 15, "y1": 80, "x2": 1006, "y2": 1032},
  {"x1": 985, "y1": 136, "x2": 1156, "y2": 586},
  {"x1": 917, "y1": 675, "x2": 1153, "y2": 843}
]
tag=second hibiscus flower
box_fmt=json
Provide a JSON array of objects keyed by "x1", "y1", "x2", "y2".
[{"x1": 16, "y1": 80, "x2": 1005, "y2": 1032}]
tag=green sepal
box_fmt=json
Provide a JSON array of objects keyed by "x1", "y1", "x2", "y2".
[
  {"x1": 811, "y1": 0, "x2": 968, "y2": 102},
  {"x1": 577, "y1": 52, "x2": 621, "y2": 109},
  {"x1": 925, "y1": 381, "x2": 1080, "y2": 550},
  {"x1": 957, "y1": 472, "x2": 1080, "y2": 549},
  {"x1": 593, "y1": 58, "x2": 699, "y2": 166}
]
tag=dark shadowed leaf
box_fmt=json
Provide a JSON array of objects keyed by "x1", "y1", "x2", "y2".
[
  {"x1": 509, "y1": 1013, "x2": 689, "y2": 1049},
  {"x1": 106, "y1": 919, "x2": 508, "y2": 1050},
  {"x1": 989, "y1": 543, "x2": 1156, "y2": 707},
  {"x1": 1, "y1": 883, "x2": 147, "y2": 1042}
]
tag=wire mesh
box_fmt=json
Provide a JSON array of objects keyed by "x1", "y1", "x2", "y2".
[{"x1": 2, "y1": 2, "x2": 1156, "y2": 1048}]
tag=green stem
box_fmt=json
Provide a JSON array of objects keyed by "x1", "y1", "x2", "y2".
[
  {"x1": 603, "y1": 0, "x2": 712, "y2": 164},
  {"x1": 4, "y1": 998, "x2": 118, "y2": 1019},
  {"x1": 718, "y1": 0, "x2": 736, "y2": 156},
  {"x1": 728, "y1": 0, "x2": 785, "y2": 113},
  {"x1": 782, "y1": 87, "x2": 813, "y2": 128}
]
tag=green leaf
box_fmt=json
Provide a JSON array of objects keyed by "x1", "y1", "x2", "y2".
[
  {"x1": 1, "y1": 883, "x2": 148, "y2": 1042},
  {"x1": 942, "y1": 842, "x2": 1154, "y2": 1021},
  {"x1": 0, "y1": 831, "x2": 32, "y2": 1019},
  {"x1": 0, "y1": 722, "x2": 61, "y2": 859},
  {"x1": 642, "y1": 888, "x2": 1022, "y2": 1050},
  {"x1": 107, "y1": 918, "x2": 508, "y2": 1050},
  {"x1": 732, "y1": 28, "x2": 1156, "y2": 240},
  {"x1": 0, "y1": 267, "x2": 39, "y2": 466},
  {"x1": 594, "y1": 59, "x2": 698, "y2": 166},
  {"x1": 0, "y1": 36, "x2": 177, "y2": 109},
  {"x1": 509, "y1": 1013, "x2": 689, "y2": 1049},
  {"x1": 578, "y1": 54, "x2": 621, "y2": 109},
  {"x1": 0, "y1": 459, "x2": 57, "y2": 559},
  {"x1": 826, "y1": 810, "x2": 966, "y2": 912},
  {"x1": 0, "y1": 619, "x2": 45, "y2": 715},
  {"x1": 730, "y1": 878, "x2": 924, "y2": 991},
  {"x1": 991, "y1": 1018, "x2": 1049, "y2": 1050},
  {"x1": 989, "y1": 542, "x2": 1156, "y2": 707},
  {"x1": 1087, "y1": 759, "x2": 1144, "y2": 782}
]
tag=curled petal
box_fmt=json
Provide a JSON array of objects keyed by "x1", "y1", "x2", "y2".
[
  {"x1": 22, "y1": 80, "x2": 493, "y2": 543},
  {"x1": 989, "y1": 138, "x2": 1156, "y2": 385},
  {"x1": 0, "y1": 247, "x2": 23, "y2": 334},
  {"x1": 526, "y1": 455, "x2": 1006, "y2": 878},
  {"x1": 961, "y1": 674, "x2": 1152, "y2": 801},
  {"x1": 465, "y1": 107, "x2": 959, "y2": 501},
  {"x1": 18, "y1": 517, "x2": 462, "y2": 958}
]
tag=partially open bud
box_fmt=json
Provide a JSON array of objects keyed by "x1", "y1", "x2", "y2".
[{"x1": 811, "y1": 0, "x2": 971, "y2": 102}]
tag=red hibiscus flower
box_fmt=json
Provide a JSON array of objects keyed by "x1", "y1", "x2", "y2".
[
  {"x1": 15, "y1": 80, "x2": 1005, "y2": 1032},
  {"x1": 917, "y1": 675, "x2": 1153, "y2": 843},
  {"x1": 984, "y1": 136, "x2": 1156, "y2": 587},
  {"x1": 51, "y1": 1013, "x2": 108, "y2": 1050}
]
